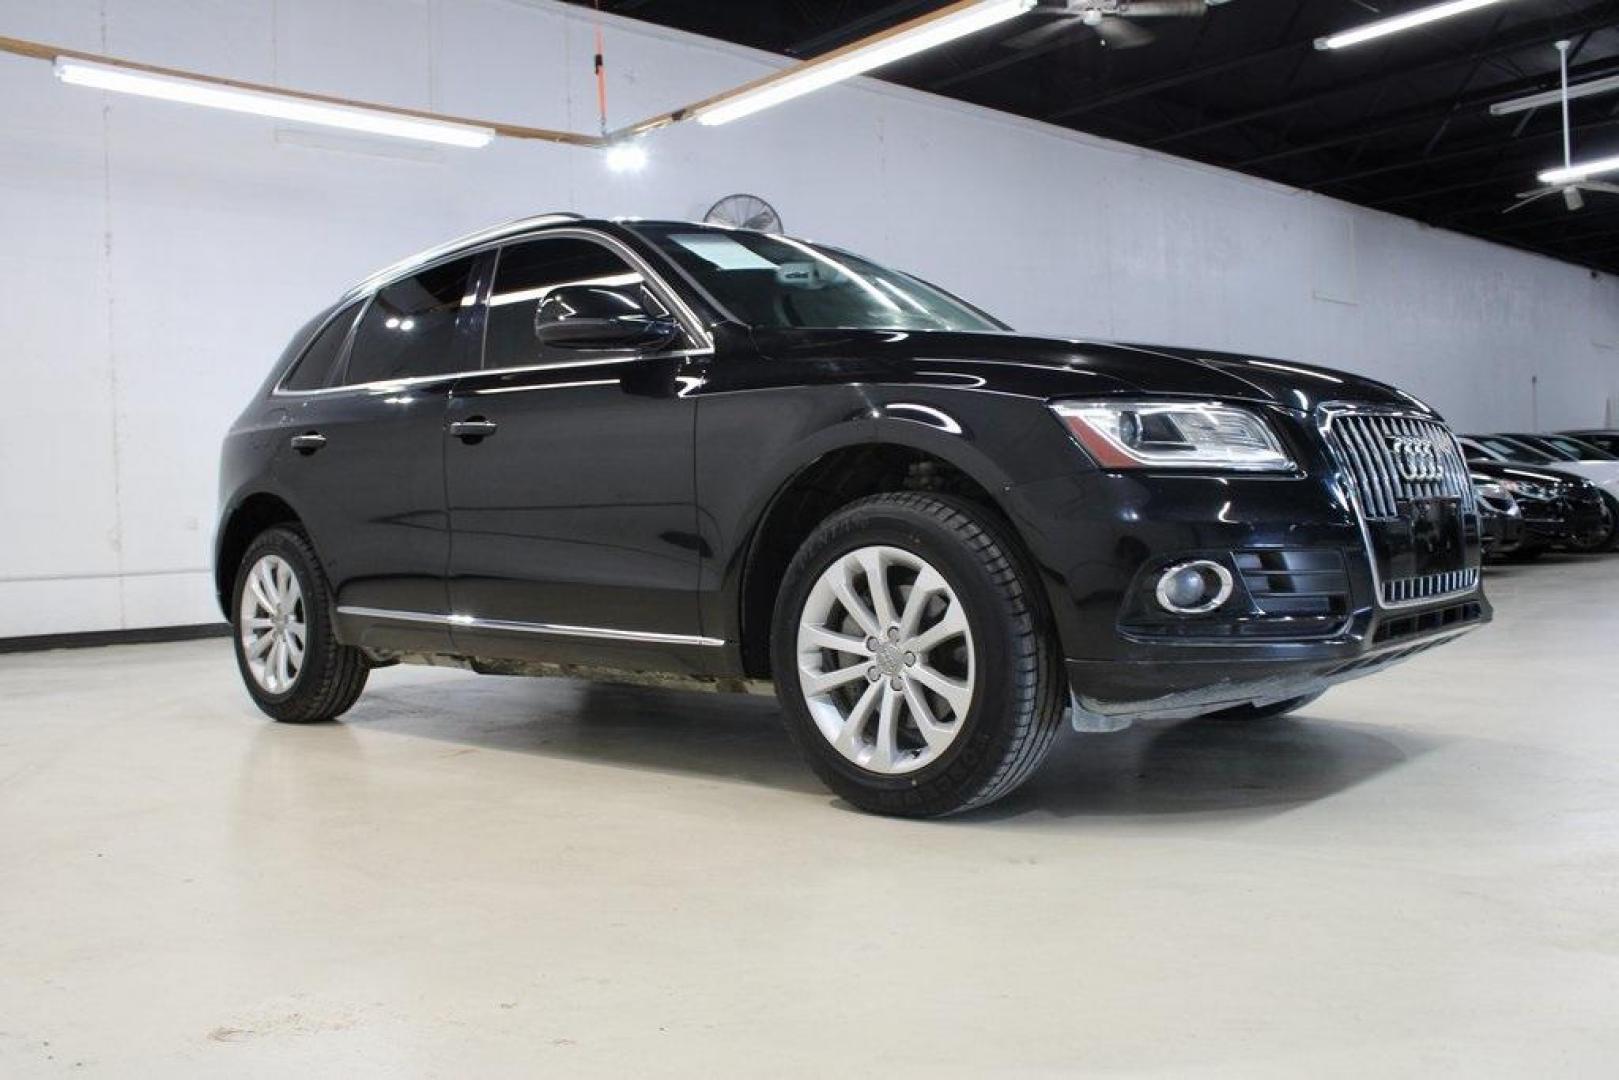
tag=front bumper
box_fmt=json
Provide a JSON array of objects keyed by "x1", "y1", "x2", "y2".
[{"x1": 1004, "y1": 469, "x2": 1490, "y2": 719}]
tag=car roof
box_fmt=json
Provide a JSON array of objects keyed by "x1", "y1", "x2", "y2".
[{"x1": 337, "y1": 214, "x2": 771, "y2": 302}]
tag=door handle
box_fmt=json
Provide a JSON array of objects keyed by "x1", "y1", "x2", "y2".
[
  {"x1": 449, "y1": 417, "x2": 498, "y2": 443},
  {"x1": 290, "y1": 432, "x2": 327, "y2": 454}
]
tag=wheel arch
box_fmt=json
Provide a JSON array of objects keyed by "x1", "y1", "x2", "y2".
[
  {"x1": 214, "y1": 492, "x2": 305, "y2": 617},
  {"x1": 734, "y1": 420, "x2": 1026, "y2": 679}
]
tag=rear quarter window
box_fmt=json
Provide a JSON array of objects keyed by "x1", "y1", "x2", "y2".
[{"x1": 281, "y1": 301, "x2": 363, "y2": 391}]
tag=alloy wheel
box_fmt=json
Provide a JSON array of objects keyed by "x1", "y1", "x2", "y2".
[
  {"x1": 239, "y1": 553, "x2": 306, "y2": 694},
  {"x1": 795, "y1": 545, "x2": 975, "y2": 775}
]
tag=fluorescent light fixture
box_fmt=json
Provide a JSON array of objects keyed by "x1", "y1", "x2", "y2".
[
  {"x1": 53, "y1": 57, "x2": 495, "y2": 148},
  {"x1": 696, "y1": 0, "x2": 1035, "y2": 126},
  {"x1": 1314, "y1": 0, "x2": 1508, "y2": 51},
  {"x1": 1540, "y1": 153, "x2": 1619, "y2": 186},
  {"x1": 604, "y1": 142, "x2": 648, "y2": 172},
  {"x1": 1491, "y1": 71, "x2": 1619, "y2": 116}
]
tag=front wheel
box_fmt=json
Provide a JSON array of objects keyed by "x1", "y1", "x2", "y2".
[
  {"x1": 771, "y1": 493, "x2": 1066, "y2": 817},
  {"x1": 232, "y1": 527, "x2": 369, "y2": 722}
]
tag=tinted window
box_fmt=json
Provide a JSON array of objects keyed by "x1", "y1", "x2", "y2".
[
  {"x1": 632, "y1": 223, "x2": 1006, "y2": 333},
  {"x1": 344, "y1": 256, "x2": 478, "y2": 385},
  {"x1": 282, "y1": 301, "x2": 362, "y2": 391},
  {"x1": 1542, "y1": 434, "x2": 1616, "y2": 461},
  {"x1": 485, "y1": 238, "x2": 670, "y2": 369},
  {"x1": 1474, "y1": 436, "x2": 1554, "y2": 464}
]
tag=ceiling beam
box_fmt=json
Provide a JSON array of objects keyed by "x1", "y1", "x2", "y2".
[
  {"x1": 1149, "y1": 12, "x2": 1619, "y2": 155},
  {"x1": 1234, "y1": 59, "x2": 1619, "y2": 169}
]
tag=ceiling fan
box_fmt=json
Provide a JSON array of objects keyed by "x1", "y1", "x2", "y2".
[
  {"x1": 1001, "y1": 0, "x2": 1220, "y2": 53},
  {"x1": 1505, "y1": 40, "x2": 1619, "y2": 214}
]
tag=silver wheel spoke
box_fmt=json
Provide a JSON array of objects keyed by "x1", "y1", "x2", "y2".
[
  {"x1": 799, "y1": 624, "x2": 868, "y2": 656},
  {"x1": 901, "y1": 679, "x2": 955, "y2": 750},
  {"x1": 801, "y1": 660, "x2": 870, "y2": 698},
  {"x1": 898, "y1": 566, "x2": 946, "y2": 640},
  {"x1": 857, "y1": 549, "x2": 898, "y2": 629},
  {"x1": 248, "y1": 572, "x2": 276, "y2": 616},
  {"x1": 910, "y1": 601, "x2": 968, "y2": 655},
  {"x1": 829, "y1": 563, "x2": 882, "y2": 640},
  {"x1": 795, "y1": 544, "x2": 975, "y2": 776},
  {"x1": 833, "y1": 679, "x2": 883, "y2": 758},
  {"x1": 248, "y1": 631, "x2": 275, "y2": 659},
  {"x1": 868, "y1": 684, "x2": 902, "y2": 772},
  {"x1": 911, "y1": 662, "x2": 972, "y2": 720}
]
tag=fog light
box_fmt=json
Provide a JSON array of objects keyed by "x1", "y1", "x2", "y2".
[{"x1": 1154, "y1": 560, "x2": 1234, "y2": 615}]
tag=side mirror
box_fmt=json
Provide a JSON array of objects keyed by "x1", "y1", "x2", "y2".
[{"x1": 533, "y1": 285, "x2": 681, "y2": 352}]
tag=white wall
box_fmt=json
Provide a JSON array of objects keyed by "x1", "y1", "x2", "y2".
[{"x1": 3, "y1": 0, "x2": 1617, "y2": 638}]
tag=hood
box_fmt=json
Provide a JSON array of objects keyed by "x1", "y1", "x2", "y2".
[
  {"x1": 1518, "y1": 460, "x2": 1619, "y2": 498},
  {"x1": 745, "y1": 327, "x2": 1428, "y2": 416},
  {"x1": 1467, "y1": 460, "x2": 1592, "y2": 491}
]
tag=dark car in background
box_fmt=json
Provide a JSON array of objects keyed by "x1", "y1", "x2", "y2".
[
  {"x1": 1462, "y1": 436, "x2": 1618, "y2": 552},
  {"x1": 1562, "y1": 430, "x2": 1619, "y2": 456},
  {"x1": 1472, "y1": 474, "x2": 1525, "y2": 559},
  {"x1": 215, "y1": 213, "x2": 1491, "y2": 816},
  {"x1": 1498, "y1": 432, "x2": 1619, "y2": 465},
  {"x1": 1461, "y1": 457, "x2": 1611, "y2": 559}
]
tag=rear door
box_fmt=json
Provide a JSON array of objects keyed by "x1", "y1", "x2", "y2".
[
  {"x1": 277, "y1": 252, "x2": 490, "y2": 652},
  {"x1": 444, "y1": 232, "x2": 708, "y2": 669}
]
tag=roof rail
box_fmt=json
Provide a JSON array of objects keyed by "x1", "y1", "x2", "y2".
[{"x1": 343, "y1": 211, "x2": 585, "y2": 299}]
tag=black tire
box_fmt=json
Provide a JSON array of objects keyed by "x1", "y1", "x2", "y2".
[
  {"x1": 231, "y1": 526, "x2": 368, "y2": 723},
  {"x1": 1199, "y1": 690, "x2": 1324, "y2": 722},
  {"x1": 770, "y1": 493, "x2": 1066, "y2": 817},
  {"x1": 1502, "y1": 544, "x2": 1543, "y2": 563}
]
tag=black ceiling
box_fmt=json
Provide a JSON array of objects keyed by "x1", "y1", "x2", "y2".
[{"x1": 570, "y1": 0, "x2": 1619, "y2": 276}]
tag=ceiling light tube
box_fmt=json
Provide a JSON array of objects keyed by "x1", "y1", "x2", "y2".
[
  {"x1": 54, "y1": 57, "x2": 495, "y2": 147},
  {"x1": 1314, "y1": 0, "x2": 1508, "y2": 51},
  {"x1": 696, "y1": 0, "x2": 1035, "y2": 126},
  {"x1": 1539, "y1": 153, "x2": 1619, "y2": 186},
  {"x1": 1490, "y1": 72, "x2": 1619, "y2": 116}
]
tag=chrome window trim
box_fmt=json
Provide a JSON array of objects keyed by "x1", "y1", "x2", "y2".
[
  {"x1": 1316, "y1": 402, "x2": 1483, "y2": 612},
  {"x1": 336, "y1": 605, "x2": 725, "y2": 648},
  {"x1": 342, "y1": 212, "x2": 584, "y2": 301},
  {"x1": 273, "y1": 226, "x2": 713, "y2": 399},
  {"x1": 276, "y1": 297, "x2": 368, "y2": 395}
]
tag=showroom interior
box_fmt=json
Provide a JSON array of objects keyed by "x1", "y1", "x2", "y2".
[{"x1": 2, "y1": 0, "x2": 1618, "y2": 1074}]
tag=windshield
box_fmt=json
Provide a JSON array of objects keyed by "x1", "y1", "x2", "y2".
[
  {"x1": 1539, "y1": 434, "x2": 1617, "y2": 461},
  {"x1": 631, "y1": 224, "x2": 1007, "y2": 333},
  {"x1": 1473, "y1": 435, "x2": 1555, "y2": 464}
]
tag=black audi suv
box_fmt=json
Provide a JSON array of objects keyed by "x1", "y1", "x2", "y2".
[{"x1": 216, "y1": 213, "x2": 1490, "y2": 816}]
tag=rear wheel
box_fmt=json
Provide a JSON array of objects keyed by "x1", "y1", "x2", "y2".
[
  {"x1": 232, "y1": 527, "x2": 368, "y2": 723},
  {"x1": 1199, "y1": 691, "x2": 1324, "y2": 722},
  {"x1": 771, "y1": 493, "x2": 1065, "y2": 817}
]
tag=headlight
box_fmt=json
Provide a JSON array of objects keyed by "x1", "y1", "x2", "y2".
[
  {"x1": 1500, "y1": 477, "x2": 1556, "y2": 501},
  {"x1": 1051, "y1": 400, "x2": 1295, "y2": 471}
]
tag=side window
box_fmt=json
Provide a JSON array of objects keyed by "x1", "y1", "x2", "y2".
[
  {"x1": 282, "y1": 301, "x2": 363, "y2": 391},
  {"x1": 485, "y1": 237, "x2": 673, "y2": 370},
  {"x1": 344, "y1": 255, "x2": 479, "y2": 385}
]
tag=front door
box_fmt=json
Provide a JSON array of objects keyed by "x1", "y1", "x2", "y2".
[{"x1": 444, "y1": 233, "x2": 707, "y2": 669}]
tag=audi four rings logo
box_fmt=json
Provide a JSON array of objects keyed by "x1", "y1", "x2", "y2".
[{"x1": 1387, "y1": 434, "x2": 1445, "y2": 483}]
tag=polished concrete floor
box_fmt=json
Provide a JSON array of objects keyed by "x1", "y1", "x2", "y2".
[{"x1": 2, "y1": 557, "x2": 1617, "y2": 1078}]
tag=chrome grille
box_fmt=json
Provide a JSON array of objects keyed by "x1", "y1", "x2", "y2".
[
  {"x1": 1322, "y1": 412, "x2": 1473, "y2": 520},
  {"x1": 1383, "y1": 568, "x2": 1479, "y2": 605}
]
